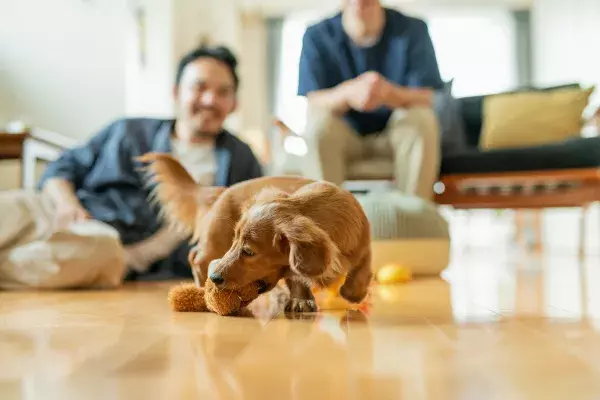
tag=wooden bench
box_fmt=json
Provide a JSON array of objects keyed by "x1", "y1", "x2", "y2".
[
  {"x1": 272, "y1": 118, "x2": 600, "y2": 255},
  {"x1": 435, "y1": 168, "x2": 600, "y2": 255}
]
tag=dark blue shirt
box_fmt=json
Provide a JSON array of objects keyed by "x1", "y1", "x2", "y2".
[
  {"x1": 38, "y1": 118, "x2": 263, "y2": 279},
  {"x1": 297, "y1": 8, "x2": 444, "y2": 135}
]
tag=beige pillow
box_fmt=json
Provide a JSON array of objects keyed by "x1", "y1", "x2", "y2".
[{"x1": 480, "y1": 86, "x2": 595, "y2": 150}]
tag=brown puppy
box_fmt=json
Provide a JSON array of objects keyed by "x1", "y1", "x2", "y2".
[{"x1": 137, "y1": 153, "x2": 372, "y2": 312}]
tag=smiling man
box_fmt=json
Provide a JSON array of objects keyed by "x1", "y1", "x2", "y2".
[{"x1": 0, "y1": 46, "x2": 263, "y2": 289}]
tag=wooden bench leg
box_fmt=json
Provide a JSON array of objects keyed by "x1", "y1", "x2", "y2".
[
  {"x1": 532, "y1": 210, "x2": 543, "y2": 253},
  {"x1": 579, "y1": 204, "x2": 589, "y2": 259},
  {"x1": 514, "y1": 210, "x2": 543, "y2": 253},
  {"x1": 465, "y1": 209, "x2": 474, "y2": 252},
  {"x1": 515, "y1": 210, "x2": 526, "y2": 248}
]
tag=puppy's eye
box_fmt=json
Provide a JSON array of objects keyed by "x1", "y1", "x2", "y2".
[{"x1": 242, "y1": 248, "x2": 254, "y2": 257}]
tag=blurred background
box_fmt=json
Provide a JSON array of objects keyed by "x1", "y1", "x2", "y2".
[
  {"x1": 0, "y1": 0, "x2": 598, "y2": 254},
  {"x1": 1, "y1": 0, "x2": 598, "y2": 159}
]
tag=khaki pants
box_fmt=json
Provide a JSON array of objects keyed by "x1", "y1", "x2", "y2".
[
  {"x1": 0, "y1": 190, "x2": 126, "y2": 290},
  {"x1": 302, "y1": 107, "x2": 440, "y2": 200}
]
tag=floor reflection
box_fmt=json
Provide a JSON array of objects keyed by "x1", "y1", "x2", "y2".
[{"x1": 1, "y1": 250, "x2": 600, "y2": 399}]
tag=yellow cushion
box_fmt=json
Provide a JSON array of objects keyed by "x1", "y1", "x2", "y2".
[{"x1": 480, "y1": 87, "x2": 595, "y2": 150}]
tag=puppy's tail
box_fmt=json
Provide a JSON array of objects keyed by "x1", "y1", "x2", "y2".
[{"x1": 136, "y1": 152, "x2": 206, "y2": 235}]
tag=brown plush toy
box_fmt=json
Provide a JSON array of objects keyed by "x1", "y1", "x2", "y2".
[{"x1": 168, "y1": 277, "x2": 271, "y2": 316}]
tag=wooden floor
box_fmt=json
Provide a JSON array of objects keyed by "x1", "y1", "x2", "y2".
[{"x1": 1, "y1": 250, "x2": 600, "y2": 399}]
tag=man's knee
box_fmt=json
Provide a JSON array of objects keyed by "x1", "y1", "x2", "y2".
[
  {"x1": 0, "y1": 190, "x2": 47, "y2": 250},
  {"x1": 388, "y1": 107, "x2": 440, "y2": 150},
  {"x1": 403, "y1": 106, "x2": 437, "y2": 123},
  {"x1": 390, "y1": 107, "x2": 439, "y2": 132}
]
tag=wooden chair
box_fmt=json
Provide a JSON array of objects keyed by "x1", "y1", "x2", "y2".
[
  {"x1": 0, "y1": 127, "x2": 76, "y2": 189},
  {"x1": 0, "y1": 131, "x2": 29, "y2": 188}
]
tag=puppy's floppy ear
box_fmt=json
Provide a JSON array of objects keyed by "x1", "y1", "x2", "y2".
[
  {"x1": 135, "y1": 152, "x2": 200, "y2": 234},
  {"x1": 275, "y1": 216, "x2": 341, "y2": 278}
]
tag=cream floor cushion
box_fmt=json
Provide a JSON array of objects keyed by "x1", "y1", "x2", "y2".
[{"x1": 355, "y1": 190, "x2": 451, "y2": 276}]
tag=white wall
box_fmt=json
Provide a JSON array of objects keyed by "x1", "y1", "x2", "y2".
[
  {"x1": 237, "y1": 12, "x2": 271, "y2": 164},
  {"x1": 172, "y1": 0, "x2": 241, "y2": 58},
  {"x1": 532, "y1": 0, "x2": 600, "y2": 115},
  {"x1": 124, "y1": 0, "x2": 174, "y2": 118},
  {"x1": 0, "y1": 0, "x2": 127, "y2": 138}
]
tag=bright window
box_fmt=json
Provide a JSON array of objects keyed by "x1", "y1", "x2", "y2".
[{"x1": 426, "y1": 9, "x2": 517, "y2": 97}]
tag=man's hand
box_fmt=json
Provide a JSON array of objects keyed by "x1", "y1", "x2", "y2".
[
  {"x1": 306, "y1": 71, "x2": 433, "y2": 114},
  {"x1": 345, "y1": 71, "x2": 434, "y2": 111},
  {"x1": 55, "y1": 198, "x2": 91, "y2": 228},
  {"x1": 399, "y1": 87, "x2": 434, "y2": 108},
  {"x1": 345, "y1": 72, "x2": 394, "y2": 112},
  {"x1": 42, "y1": 178, "x2": 91, "y2": 228}
]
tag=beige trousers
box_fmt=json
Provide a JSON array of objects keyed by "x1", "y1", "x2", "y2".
[
  {"x1": 302, "y1": 107, "x2": 440, "y2": 200},
  {"x1": 0, "y1": 190, "x2": 126, "y2": 290}
]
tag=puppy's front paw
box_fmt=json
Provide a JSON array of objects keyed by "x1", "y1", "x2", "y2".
[
  {"x1": 340, "y1": 285, "x2": 368, "y2": 304},
  {"x1": 285, "y1": 298, "x2": 318, "y2": 313}
]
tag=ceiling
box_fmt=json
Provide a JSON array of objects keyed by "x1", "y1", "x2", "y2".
[{"x1": 240, "y1": 0, "x2": 533, "y2": 16}]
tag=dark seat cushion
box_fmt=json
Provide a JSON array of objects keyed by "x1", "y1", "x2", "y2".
[{"x1": 440, "y1": 136, "x2": 600, "y2": 175}]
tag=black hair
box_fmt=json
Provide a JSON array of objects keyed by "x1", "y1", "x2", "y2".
[{"x1": 174, "y1": 45, "x2": 239, "y2": 90}]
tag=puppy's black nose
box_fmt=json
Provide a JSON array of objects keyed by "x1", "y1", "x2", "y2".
[
  {"x1": 209, "y1": 273, "x2": 224, "y2": 285},
  {"x1": 257, "y1": 280, "x2": 268, "y2": 294}
]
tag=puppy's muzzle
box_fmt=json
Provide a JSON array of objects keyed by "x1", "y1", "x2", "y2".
[
  {"x1": 207, "y1": 259, "x2": 225, "y2": 286},
  {"x1": 209, "y1": 273, "x2": 224, "y2": 285}
]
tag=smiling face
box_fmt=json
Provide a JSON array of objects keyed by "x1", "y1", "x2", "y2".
[
  {"x1": 207, "y1": 203, "x2": 290, "y2": 289},
  {"x1": 173, "y1": 57, "x2": 237, "y2": 139}
]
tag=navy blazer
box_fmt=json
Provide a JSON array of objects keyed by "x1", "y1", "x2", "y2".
[{"x1": 38, "y1": 118, "x2": 263, "y2": 279}]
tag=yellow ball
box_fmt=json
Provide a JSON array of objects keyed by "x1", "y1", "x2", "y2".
[{"x1": 376, "y1": 264, "x2": 412, "y2": 284}]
